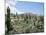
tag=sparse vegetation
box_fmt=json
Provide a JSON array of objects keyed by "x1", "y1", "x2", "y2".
[
  {"x1": 5, "y1": 12, "x2": 44, "y2": 34},
  {"x1": 5, "y1": 7, "x2": 44, "y2": 34}
]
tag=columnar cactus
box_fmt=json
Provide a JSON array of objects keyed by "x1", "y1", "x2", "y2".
[{"x1": 6, "y1": 6, "x2": 11, "y2": 33}]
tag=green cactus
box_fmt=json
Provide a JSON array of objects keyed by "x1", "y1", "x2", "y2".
[{"x1": 6, "y1": 7, "x2": 12, "y2": 33}]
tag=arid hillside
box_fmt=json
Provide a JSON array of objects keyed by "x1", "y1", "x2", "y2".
[{"x1": 5, "y1": 13, "x2": 44, "y2": 34}]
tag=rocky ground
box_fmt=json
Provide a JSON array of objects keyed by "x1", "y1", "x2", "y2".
[{"x1": 5, "y1": 13, "x2": 44, "y2": 34}]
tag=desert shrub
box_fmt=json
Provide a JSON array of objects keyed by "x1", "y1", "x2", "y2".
[
  {"x1": 25, "y1": 28, "x2": 30, "y2": 33},
  {"x1": 26, "y1": 20, "x2": 28, "y2": 24},
  {"x1": 24, "y1": 18, "x2": 26, "y2": 21},
  {"x1": 5, "y1": 11, "x2": 44, "y2": 33}
]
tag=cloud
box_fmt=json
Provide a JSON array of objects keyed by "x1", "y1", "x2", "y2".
[
  {"x1": 6, "y1": 0, "x2": 16, "y2": 7},
  {"x1": 6, "y1": 0, "x2": 44, "y2": 15},
  {"x1": 18, "y1": 0, "x2": 44, "y2": 2},
  {"x1": 6, "y1": 0, "x2": 24, "y2": 15},
  {"x1": 6, "y1": 0, "x2": 16, "y2": 14}
]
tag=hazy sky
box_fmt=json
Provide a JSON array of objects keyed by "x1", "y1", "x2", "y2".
[
  {"x1": 16, "y1": 1, "x2": 44, "y2": 15},
  {"x1": 6, "y1": 0, "x2": 44, "y2": 15}
]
